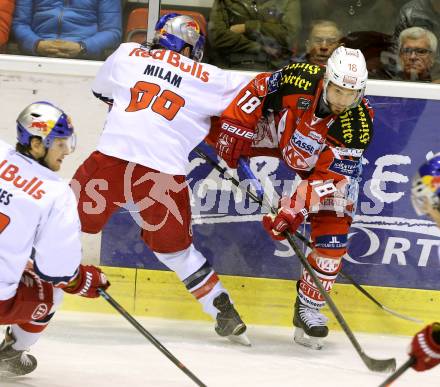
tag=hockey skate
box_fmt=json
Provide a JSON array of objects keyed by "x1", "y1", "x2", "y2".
[
  {"x1": 213, "y1": 293, "x2": 251, "y2": 347},
  {"x1": 0, "y1": 327, "x2": 37, "y2": 378},
  {"x1": 293, "y1": 298, "x2": 329, "y2": 350}
]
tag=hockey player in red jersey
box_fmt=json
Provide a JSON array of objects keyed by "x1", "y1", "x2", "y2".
[
  {"x1": 72, "y1": 13, "x2": 251, "y2": 345},
  {"x1": 213, "y1": 46, "x2": 374, "y2": 349},
  {"x1": 0, "y1": 102, "x2": 109, "y2": 377}
]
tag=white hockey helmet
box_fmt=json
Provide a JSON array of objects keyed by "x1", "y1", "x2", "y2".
[{"x1": 323, "y1": 46, "x2": 368, "y2": 109}]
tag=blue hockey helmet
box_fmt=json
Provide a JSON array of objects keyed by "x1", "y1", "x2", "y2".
[
  {"x1": 153, "y1": 13, "x2": 205, "y2": 62},
  {"x1": 411, "y1": 153, "x2": 440, "y2": 215},
  {"x1": 17, "y1": 101, "x2": 76, "y2": 152}
]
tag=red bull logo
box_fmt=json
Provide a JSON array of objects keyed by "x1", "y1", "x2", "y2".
[
  {"x1": 186, "y1": 21, "x2": 200, "y2": 33},
  {"x1": 421, "y1": 175, "x2": 440, "y2": 192},
  {"x1": 0, "y1": 159, "x2": 46, "y2": 200},
  {"x1": 29, "y1": 120, "x2": 56, "y2": 136}
]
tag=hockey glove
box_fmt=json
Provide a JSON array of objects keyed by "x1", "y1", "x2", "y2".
[
  {"x1": 63, "y1": 264, "x2": 110, "y2": 298},
  {"x1": 409, "y1": 322, "x2": 440, "y2": 371},
  {"x1": 263, "y1": 205, "x2": 308, "y2": 241},
  {"x1": 215, "y1": 119, "x2": 255, "y2": 168}
]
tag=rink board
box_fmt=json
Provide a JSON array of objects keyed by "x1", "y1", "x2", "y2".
[
  {"x1": 62, "y1": 266, "x2": 438, "y2": 336},
  {"x1": 92, "y1": 94, "x2": 440, "y2": 335},
  {"x1": 100, "y1": 95, "x2": 440, "y2": 291},
  {"x1": 1, "y1": 57, "x2": 438, "y2": 336}
]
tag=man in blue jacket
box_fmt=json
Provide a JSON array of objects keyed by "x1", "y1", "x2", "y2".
[{"x1": 12, "y1": 0, "x2": 122, "y2": 59}]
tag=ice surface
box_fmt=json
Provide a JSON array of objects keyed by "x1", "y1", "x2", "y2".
[{"x1": 2, "y1": 311, "x2": 438, "y2": 387}]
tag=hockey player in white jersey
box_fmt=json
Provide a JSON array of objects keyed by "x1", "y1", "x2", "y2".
[
  {"x1": 0, "y1": 102, "x2": 109, "y2": 377},
  {"x1": 412, "y1": 153, "x2": 440, "y2": 227},
  {"x1": 72, "y1": 13, "x2": 250, "y2": 345},
  {"x1": 374, "y1": 155, "x2": 440, "y2": 383}
]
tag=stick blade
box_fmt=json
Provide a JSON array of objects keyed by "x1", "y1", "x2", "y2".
[
  {"x1": 382, "y1": 306, "x2": 423, "y2": 323},
  {"x1": 362, "y1": 355, "x2": 397, "y2": 373}
]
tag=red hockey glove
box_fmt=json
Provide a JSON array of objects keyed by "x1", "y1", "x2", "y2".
[
  {"x1": 215, "y1": 119, "x2": 255, "y2": 168},
  {"x1": 63, "y1": 264, "x2": 110, "y2": 298},
  {"x1": 409, "y1": 322, "x2": 440, "y2": 372},
  {"x1": 262, "y1": 206, "x2": 308, "y2": 241}
]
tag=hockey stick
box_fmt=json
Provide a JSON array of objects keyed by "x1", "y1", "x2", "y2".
[
  {"x1": 238, "y1": 158, "x2": 265, "y2": 200},
  {"x1": 283, "y1": 232, "x2": 396, "y2": 372},
  {"x1": 194, "y1": 148, "x2": 397, "y2": 372},
  {"x1": 236, "y1": 156, "x2": 423, "y2": 324},
  {"x1": 292, "y1": 233, "x2": 421, "y2": 323},
  {"x1": 378, "y1": 357, "x2": 415, "y2": 386},
  {"x1": 194, "y1": 148, "x2": 421, "y2": 323},
  {"x1": 98, "y1": 289, "x2": 207, "y2": 387},
  {"x1": 337, "y1": 271, "x2": 422, "y2": 323}
]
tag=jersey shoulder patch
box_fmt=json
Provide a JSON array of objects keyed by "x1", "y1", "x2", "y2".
[
  {"x1": 327, "y1": 101, "x2": 374, "y2": 149},
  {"x1": 267, "y1": 70, "x2": 282, "y2": 94},
  {"x1": 279, "y1": 62, "x2": 324, "y2": 96}
]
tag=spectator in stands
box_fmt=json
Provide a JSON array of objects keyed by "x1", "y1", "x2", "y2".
[
  {"x1": 300, "y1": 0, "x2": 398, "y2": 36},
  {"x1": 208, "y1": 0, "x2": 301, "y2": 70},
  {"x1": 12, "y1": 0, "x2": 122, "y2": 59},
  {"x1": 292, "y1": 20, "x2": 342, "y2": 65},
  {"x1": 394, "y1": 0, "x2": 440, "y2": 52},
  {"x1": 397, "y1": 26, "x2": 439, "y2": 81},
  {"x1": 0, "y1": 0, "x2": 15, "y2": 51}
]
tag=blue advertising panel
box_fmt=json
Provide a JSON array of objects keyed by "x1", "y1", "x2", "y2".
[{"x1": 101, "y1": 95, "x2": 440, "y2": 290}]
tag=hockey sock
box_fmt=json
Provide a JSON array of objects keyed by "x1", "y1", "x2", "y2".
[{"x1": 155, "y1": 244, "x2": 228, "y2": 319}]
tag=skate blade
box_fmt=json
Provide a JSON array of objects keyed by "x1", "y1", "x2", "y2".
[
  {"x1": 227, "y1": 332, "x2": 251, "y2": 347},
  {"x1": 294, "y1": 328, "x2": 323, "y2": 350},
  {"x1": 0, "y1": 370, "x2": 20, "y2": 379}
]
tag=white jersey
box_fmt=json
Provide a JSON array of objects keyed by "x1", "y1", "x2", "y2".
[
  {"x1": 92, "y1": 43, "x2": 250, "y2": 175},
  {"x1": 0, "y1": 140, "x2": 82, "y2": 300}
]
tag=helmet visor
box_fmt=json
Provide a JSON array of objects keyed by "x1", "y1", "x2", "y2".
[{"x1": 48, "y1": 133, "x2": 76, "y2": 154}]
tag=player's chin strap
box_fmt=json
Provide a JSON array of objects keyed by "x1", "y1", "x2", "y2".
[
  {"x1": 195, "y1": 147, "x2": 421, "y2": 324},
  {"x1": 193, "y1": 147, "x2": 396, "y2": 373}
]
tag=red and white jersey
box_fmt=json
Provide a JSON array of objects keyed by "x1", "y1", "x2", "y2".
[
  {"x1": 92, "y1": 43, "x2": 250, "y2": 175},
  {"x1": 218, "y1": 63, "x2": 374, "y2": 216},
  {"x1": 0, "y1": 140, "x2": 81, "y2": 300}
]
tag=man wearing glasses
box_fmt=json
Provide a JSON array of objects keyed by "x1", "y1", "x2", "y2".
[
  {"x1": 293, "y1": 20, "x2": 342, "y2": 66},
  {"x1": 397, "y1": 26, "x2": 439, "y2": 82}
]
